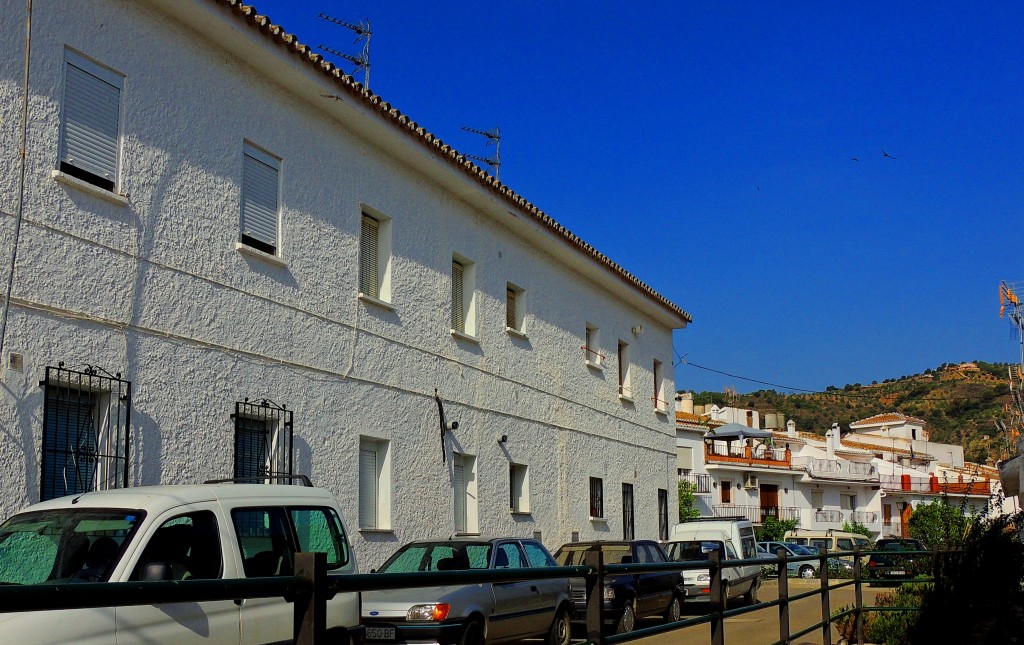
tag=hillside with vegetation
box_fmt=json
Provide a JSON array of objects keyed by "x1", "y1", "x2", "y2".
[{"x1": 691, "y1": 361, "x2": 1014, "y2": 465}]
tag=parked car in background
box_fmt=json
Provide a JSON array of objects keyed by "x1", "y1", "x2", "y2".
[
  {"x1": 0, "y1": 480, "x2": 361, "y2": 645},
  {"x1": 553, "y1": 540, "x2": 683, "y2": 634},
  {"x1": 666, "y1": 518, "x2": 761, "y2": 605},
  {"x1": 866, "y1": 538, "x2": 927, "y2": 585},
  {"x1": 757, "y1": 541, "x2": 821, "y2": 579},
  {"x1": 783, "y1": 529, "x2": 872, "y2": 553},
  {"x1": 361, "y1": 538, "x2": 572, "y2": 645}
]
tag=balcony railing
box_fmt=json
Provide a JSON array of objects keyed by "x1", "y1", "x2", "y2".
[
  {"x1": 814, "y1": 509, "x2": 844, "y2": 524},
  {"x1": 704, "y1": 442, "x2": 792, "y2": 469},
  {"x1": 879, "y1": 474, "x2": 992, "y2": 495},
  {"x1": 849, "y1": 511, "x2": 879, "y2": 524},
  {"x1": 678, "y1": 471, "x2": 713, "y2": 494},
  {"x1": 711, "y1": 504, "x2": 801, "y2": 524},
  {"x1": 881, "y1": 518, "x2": 904, "y2": 538},
  {"x1": 795, "y1": 457, "x2": 877, "y2": 481}
]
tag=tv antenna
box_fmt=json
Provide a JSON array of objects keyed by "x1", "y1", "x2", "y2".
[
  {"x1": 317, "y1": 14, "x2": 372, "y2": 89},
  {"x1": 461, "y1": 126, "x2": 501, "y2": 181},
  {"x1": 999, "y1": 280, "x2": 1024, "y2": 456}
]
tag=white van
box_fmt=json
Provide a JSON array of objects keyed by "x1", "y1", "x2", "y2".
[
  {"x1": 664, "y1": 517, "x2": 762, "y2": 605},
  {"x1": 0, "y1": 482, "x2": 361, "y2": 644}
]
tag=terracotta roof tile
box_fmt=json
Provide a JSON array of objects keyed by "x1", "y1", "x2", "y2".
[
  {"x1": 675, "y1": 411, "x2": 724, "y2": 428},
  {"x1": 850, "y1": 412, "x2": 927, "y2": 428},
  {"x1": 210, "y1": 0, "x2": 692, "y2": 325}
]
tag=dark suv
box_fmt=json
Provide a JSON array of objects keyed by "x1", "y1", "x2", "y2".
[
  {"x1": 553, "y1": 540, "x2": 684, "y2": 634},
  {"x1": 866, "y1": 538, "x2": 927, "y2": 584}
]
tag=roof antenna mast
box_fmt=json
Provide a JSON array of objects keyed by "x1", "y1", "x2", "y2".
[
  {"x1": 461, "y1": 126, "x2": 501, "y2": 181},
  {"x1": 999, "y1": 280, "x2": 1024, "y2": 456},
  {"x1": 317, "y1": 14, "x2": 372, "y2": 90}
]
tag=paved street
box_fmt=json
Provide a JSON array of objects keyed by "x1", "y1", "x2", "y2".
[{"x1": 632, "y1": 579, "x2": 858, "y2": 645}]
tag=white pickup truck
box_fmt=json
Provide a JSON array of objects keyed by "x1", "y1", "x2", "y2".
[{"x1": 0, "y1": 482, "x2": 361, "y2": 644}]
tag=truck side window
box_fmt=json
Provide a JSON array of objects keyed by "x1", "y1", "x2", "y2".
[
  {"x1": 132, "y1": 511, "x2": 222, "y2": 581},
  {"x1": 232, "y1": 508, "x2": 295, "y2": 577},
  {"x1": 837, "y1": 538, "x2": 854, "y2": 550},
  {"x1": 289, "y1": 507, "x2": 349, "y2": 569},
  {"x1": 741, "y1": 537, "x2": 757, "y2": 559}
]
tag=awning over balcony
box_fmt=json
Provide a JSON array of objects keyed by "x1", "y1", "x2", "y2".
[{"x1": 703, "y1": 423, "x2": 773, "y2": 442}]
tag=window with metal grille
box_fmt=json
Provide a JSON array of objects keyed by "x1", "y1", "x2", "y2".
[
  {"x1": 451, "y1": 260, "x2": 465, "y2": 333},
  {"x1": 359, "y1": 214, "x2": 380, "y2": 298},
  {"x1": 622, "y1": 483, "x2": 635, "y2": 540},
  {"x1": 658, "y1": 489, "x2": 669, "y2": 541},
  {"x1": 589, "y1": 477, "x2": 604, "y2": 518},
  {"x1": 232, "y1": 400, "x2": 292, "y2": 481},
  {"x1": 240, "y1": 142, "x2": 281, "y2": 256},
  {"x1": 59, "y1": 50, "x2": 123, "y2": 192},
  {"x1": 40, "y1": 364, "x2": 131, "y2": 501}
]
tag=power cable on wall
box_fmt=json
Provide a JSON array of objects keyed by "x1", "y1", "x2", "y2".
[{"x1": 0, "y1": 0, "x2": 33, "y2": 360}]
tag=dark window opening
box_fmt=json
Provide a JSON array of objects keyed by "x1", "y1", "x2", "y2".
[{"x1": 232, "y1": 399, "x2": 293, "y2": 481}]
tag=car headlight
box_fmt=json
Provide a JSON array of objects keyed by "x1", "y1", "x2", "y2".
[
  {"x1": 407, "y1": 604, "x2": 451, "y2": 621},
  {"x1": 696, "y1": 573, "x2": 710, "y2": 583},
  {"x1": 603, "y1": 586, "x2": 616, "y2": 600}
]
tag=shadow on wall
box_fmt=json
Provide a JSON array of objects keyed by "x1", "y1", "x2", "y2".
[
  {"x1": 1, "y1": 372, "x2": 43, "y2": 505},
  {"x1": 294, "y1": 436, "x2": 313, "y2": 482},
  {"x1": 131, "y1": 406, "x2": 161, "y2": 486}
]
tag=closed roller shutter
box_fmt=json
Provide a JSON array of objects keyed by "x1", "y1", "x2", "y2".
[{"x1": 241, "y1": 145, "x2": 280, "y2": 254}]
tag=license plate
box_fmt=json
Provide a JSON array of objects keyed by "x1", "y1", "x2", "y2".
[
  {"x1": 366, "y1": 627, "x2": 396, "y2": 640},
  {"x1": 889, "y1": 570, "x2": 906, "y2": 576}
]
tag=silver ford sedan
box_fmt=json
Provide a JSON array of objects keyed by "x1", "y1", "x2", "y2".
[{"x1": 361, "y1": 538, "x2": 572, "y2": 645}]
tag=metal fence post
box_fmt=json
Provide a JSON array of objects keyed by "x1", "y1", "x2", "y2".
[
  {"x1": 709, "y1": 548, "x2": 724, "y2": 645},
  {"x1": 294, "y1": 552, "x2": 327, "y2": 645},
  {"x1": 777, "y1": 548, "x2": 789, "y2": 644},
  {"x1": 584, "y1": 549, "x2": 605, "y2": 645},
  {"x1": 819, "y1": 546, "x2": 832, "y2": 645},
  {"x1": 931, "y1": 545, "x2": 941, "y2": 585},
  {"x1": 853, "y1": 547, "x2": 864, "y2": 645}
]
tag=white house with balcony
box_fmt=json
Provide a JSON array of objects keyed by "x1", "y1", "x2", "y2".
[{"x1": 0, "y1": 0, "x2": 692, "y2": 568}]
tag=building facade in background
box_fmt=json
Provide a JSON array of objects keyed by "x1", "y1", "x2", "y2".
[{"x1": 0, "y1": 0, "x2": 690, "y2": 568}]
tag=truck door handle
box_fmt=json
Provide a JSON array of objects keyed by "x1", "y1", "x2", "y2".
[{"x1": 234, "y1": 598, "x2": 246, "y2": 607}]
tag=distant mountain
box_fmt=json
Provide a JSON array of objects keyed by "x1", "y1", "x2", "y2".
[{"x1": 690, "y1": 361, "x2": 1014, "y2": 465}]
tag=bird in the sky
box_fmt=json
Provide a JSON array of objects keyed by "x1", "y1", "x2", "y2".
[
  {"x1": 850, "y1": 157, "x2": 859, "y2": 161},
  {"x1": 882, "y1": 150, "x2": 896, "y2": 159}
]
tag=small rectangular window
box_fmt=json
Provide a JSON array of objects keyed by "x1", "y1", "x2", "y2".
[
  {"x1": 653, "y1": 360, "x2": 666, "y2": 411},
  {"x1": 358, "y1": 437, "x2": 391, "y2": 530},
  {"x1": 510, "y1": 463, "x2": 530, "y2": 513},
  {"x1": 617, "y1": 340, "x2": 632, "y2": 398},
  {"x1": 622, "y1": 483, "x2": 635, "y2": 540},
  {"x1": 240, "y1": 142, "x2": 281, "y2": 256},
  {"x1": 59, "y1": 50, "x2": 124, "y2": 191},
  {"x1": 451, "y1": 255, "x2": 476, "y2": 337},
  {"x1": 721, "y1": 481, "x2": 732, "y2": 504},
  {"x1": 359, "y1": 215, "x2": 380, "y2": 298},
  {"x1": 589, "y1": 477, "x2": 604, "y2": 518},
  {"x1": 453, "y1": 453, "x2": 478, "y2": 533},
  {"x1": 811, "y1": 490, "x2": 824, "y2": 509},
  {"x1": 584, "y1": 324, "x2": 602, "y2": 366},
  {"x1": 505, "y1": 283, "x2": 525, "y2": 335},
  {"x1": 658, "y1": 489, "x2": 669, "y2": 541}
]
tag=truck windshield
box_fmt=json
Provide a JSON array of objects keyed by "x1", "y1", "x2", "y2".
[
  {"x1": 666, "y1": 541, "x2": 725, "y2": 562},
  {"x1": 0, "y1": 509, "x2": 144, "y2": 585}
]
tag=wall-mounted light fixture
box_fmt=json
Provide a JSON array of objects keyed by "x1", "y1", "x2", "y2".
[
  {"x1": 631, "y1": 325, "x2": 644, "y2": 336},
  {"x1": 497, "y1": 434, "x2": 508, "y2": 444}
]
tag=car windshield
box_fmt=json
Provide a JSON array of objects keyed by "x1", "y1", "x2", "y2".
[
  {"x1": 0, "y1": 509, "x2": 144, "y2": 585},
  {"x1": 666, "y1": 541, "x2": 724, "y2": 562},
  {"x1": 882, "y1": 541, "x2": 922, "y2": 552},
  {"x1": 555, "y1": 545, "x2": 633, "y2": 565},
  {"x1": 377, "y1": 542, "x2": 492, "y2": 573}
]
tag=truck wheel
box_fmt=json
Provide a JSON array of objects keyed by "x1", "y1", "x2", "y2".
[
  {"x1": 547, "y1": 607, "x2": 571, "y2": 645},
  {"x1": 744, "y1": 580, "x2": 759, "y2": 605},
  {"x1": 799, "y1": 565, "x2": 816, "y2": 579},
  {"x1": 616, "y1": 601, "x2": 636, "y2": 634},
  {"x1": 663, "y1": 595, "x2": 682, "y2": 623},
  {"x1": 460, "y1": 620, "x2": 485, "y2": 645}
]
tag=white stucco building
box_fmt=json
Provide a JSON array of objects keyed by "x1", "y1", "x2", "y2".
[{"x1": 0, "y1": 0, "x2": 691, "y2": 568}]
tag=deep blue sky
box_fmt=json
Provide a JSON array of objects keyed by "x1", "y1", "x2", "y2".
[{"x1": 252, "y1": 1, "x2": 1024, "y2": 394}]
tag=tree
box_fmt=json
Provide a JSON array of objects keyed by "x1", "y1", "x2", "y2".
[
  {"x1": 678, "y1": 480, "x2": 700, "y2": 522},
  {"x1": 842, "y1": 520, "x2": 872, "y2": 538},
  {"x1": 756, "y1": 515, "x2": 797, "y2": 542},
  {"x1": 907, "y1": 500, "x2": 970, "y2": 547}
]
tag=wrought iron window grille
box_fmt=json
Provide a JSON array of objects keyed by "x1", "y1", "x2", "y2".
[
  {"x1": 39, "y1": 362, "x2": 131, "y2": 501},
  {"x1": 231, "y1": 398, "x2": 294, "y2": 482}
]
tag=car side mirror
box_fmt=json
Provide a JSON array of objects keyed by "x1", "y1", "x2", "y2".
[{"x1": 142, "y1": 562, "x2": 172, "y2": 582}]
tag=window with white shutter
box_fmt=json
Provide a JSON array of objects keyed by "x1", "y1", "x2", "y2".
[
  {"x1": 240, "y1": 142, "x2": 281, "y2": 256},
  {"x1": 359, "y1": 215, "x2": 380, "y2": 298},
  {"x1": 453, "y1": 459, "x2": 466, "y2": 533},
  {"x1": 59, "y1": 50, "x2": 124, "y2": 192},
  {"x1": 452, "y1": 453, "x2": 477, "y2": 534},
  {"x1": 450, "y1": 254, "x2": 476, "y2": 337},
  {"x1": 509, "y1": 463, "x2": 530, "y2": 513},
  {"x1": 358, "y1": 436, "x2": 391, "y2": 530}
]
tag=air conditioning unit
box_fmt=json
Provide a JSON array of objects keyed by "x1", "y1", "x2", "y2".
[{"x1": 743, "y1": 473, "x2": 759, "y2": 489}]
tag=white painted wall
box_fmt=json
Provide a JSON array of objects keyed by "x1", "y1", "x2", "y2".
[{"x1": 0, "y1": 0, "x2": 684, "y2": 569}]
